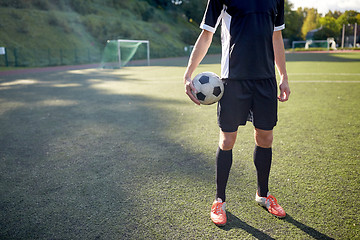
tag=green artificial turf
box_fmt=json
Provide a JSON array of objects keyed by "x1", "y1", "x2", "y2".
[{"x1": 0, "y1": 52, "x2": 359, "y2": 239}]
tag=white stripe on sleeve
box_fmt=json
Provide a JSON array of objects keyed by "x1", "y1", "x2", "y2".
[
  {"x1": 200, "y1": 23, "x2": 217, "y2": 33},
  {"x1": 274, "y1": 24, "x2": 285, "y2": 31}
]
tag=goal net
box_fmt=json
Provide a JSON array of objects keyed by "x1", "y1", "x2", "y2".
[
  {"x1": 100, "y1": 39, "x2": 150, "y2": 68},
  {"x1": 292, "y1": 38, "x2": 336, "y2": 50}
]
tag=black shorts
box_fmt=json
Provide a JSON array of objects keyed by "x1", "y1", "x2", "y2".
[{"x1": 217, "y1": 78, "x2": 278, "y2": 132}]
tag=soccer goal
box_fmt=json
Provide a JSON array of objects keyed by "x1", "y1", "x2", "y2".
[
  {"x1": 101, "y1": 39, "x2": 150, "y2": 68},
  {"x1": 292, "y1": 38, "x2": 336, "y2": 50}
]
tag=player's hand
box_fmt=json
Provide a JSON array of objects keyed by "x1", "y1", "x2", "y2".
[
  {"x1": 184, "y1": 77, "x2": 201, "y2": 105},
  {"x1": 278, "y1": 78, "x2": 290, "y2": 102}
]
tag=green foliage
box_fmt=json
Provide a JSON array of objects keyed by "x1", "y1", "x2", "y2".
[
  {"x1": 143, "y1": 0, "x2": 171, "y2": 9},
  {"x1": 0, "y1": 0, "x2": 32, "y2": 8},
  {"x1": 319, "y1": 16, "x2": 341, "y2": 32},
  {"x1": 68, "y1": 0, "x2": 99, "y2": 15},
  {"x1": 312, "y1": 10, "x2": 360, "y2": 41},
  {"x1": 47, "y1": 14, "x2": 72, "y2": 34},
  {"x1": 287, "y1": 4, "x2": 359, "y2": 42},
  {"x1": 301, "y1": 8, "x2": 320, "y2": 39},
  {"x1": 310, "y1": 16, "x2": 340, "y2": 40},
  {"x1": 282, "y1": 0, "x2": 304, "y2": 41},
  {"x1": 336, "y1": 10, "x2": 360, "y2": 25},
  {"x1": 325, "y1": 10, "x2": 343, "y2": 19},
  {"x1": 179, "y1": 0, "x2": 208, "y2": 24},
  {"x1": 32, "y1": 0, "x2": 51, "y2": 10},
  {"x1": 180, "y1": 28, "x2": 199, "y2": 45},
  {"x1": 0, "y1": 0, "x2": 205, "y2": 67}
]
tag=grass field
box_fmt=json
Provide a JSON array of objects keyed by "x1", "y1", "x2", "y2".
[{"x1": 0, "y1": 52, "x2": 359, "y2": 239}]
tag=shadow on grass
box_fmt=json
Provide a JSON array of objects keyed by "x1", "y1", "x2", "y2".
[
  {"x1": 221, "y1": 211, "x2": 335, "y2": 240},
  {"x1": 221, "y1": 211, "x2": 275, "y2": 240},
  {"x1": 284, "y1": 214, "x2": 335, "y2": 240},
  {"x1": 0, "y1": 69, "x2": 215, "y2": 239}
]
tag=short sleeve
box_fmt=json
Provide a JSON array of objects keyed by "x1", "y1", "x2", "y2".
[
  {"x1": 274, "y1": 0, "x2": 285, "y2": 31},
  {"x1": 200, "y1": 0, "x2": 224, "y2": 33}
]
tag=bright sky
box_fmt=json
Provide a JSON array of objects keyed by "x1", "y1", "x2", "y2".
[{"x1": 289, "y1": 0, "x2": 360, "y2": 15}]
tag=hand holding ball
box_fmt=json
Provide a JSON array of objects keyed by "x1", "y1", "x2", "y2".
[{"x1": 191, "y1": 72, "x2": 224, "y2": 105}]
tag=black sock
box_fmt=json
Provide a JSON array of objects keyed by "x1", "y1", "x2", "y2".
[
  {"x1": 254, "y1": 145, "x2": 272, "y2": 197},
  {"x1": 215, "y1": 147, "x2": 233, "y2": 202}
]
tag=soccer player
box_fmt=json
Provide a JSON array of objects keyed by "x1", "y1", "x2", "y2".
[{"x1": 183, "y1": 0, "x2": 291, "y2": 226}]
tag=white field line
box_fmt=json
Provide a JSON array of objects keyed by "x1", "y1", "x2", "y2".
[
  {"x1": 290, "y1": 80, "x2": 360, "y2": 83},
  {"x1": 289, "y1": 73, "x2": 360, "y2": 76}
]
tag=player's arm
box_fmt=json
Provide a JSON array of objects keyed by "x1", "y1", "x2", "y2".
[
  {"x1": 273, "y1": 30, "x2": 290, "y2": 102},
  {"x1": 184, "y1": 29, "x2": 214, "y2": 105}
]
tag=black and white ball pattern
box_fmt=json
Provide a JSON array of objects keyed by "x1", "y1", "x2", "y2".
[{"x1": 191, "y1": 72, "x2": 224, "y2": 105}]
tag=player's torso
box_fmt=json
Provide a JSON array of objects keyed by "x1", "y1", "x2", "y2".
[
  {"x1": 222, "y1": 0, "x2": 279, "y2": 37},
  {"x1": 223, "y1": 0, "x2": 279, "y2": 17},
  {"x1": 220, "y1": 0, "x2": 281, "y2": 80}
]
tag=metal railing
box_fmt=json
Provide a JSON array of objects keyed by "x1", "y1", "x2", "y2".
[{"x1": 0, "y1": 47, "x2": 102, "y2": 67}]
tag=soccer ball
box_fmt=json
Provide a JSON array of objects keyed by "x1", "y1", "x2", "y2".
[{"x1": 191, "y1": 72, "x2": 224, "y2": 105}]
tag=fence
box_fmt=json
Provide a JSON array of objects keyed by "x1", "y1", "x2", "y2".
[{"x1": 0, "y1": 47, "x2": 102, "y2": 67}]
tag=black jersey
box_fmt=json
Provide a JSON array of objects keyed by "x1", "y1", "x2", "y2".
[{"x1": 200, "y1": 0, "x2": 285, "y2": 80}]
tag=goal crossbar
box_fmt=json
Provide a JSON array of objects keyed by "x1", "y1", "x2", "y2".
[{"x1": 116, "y1": 39, "x2": 150, "y2": 68}]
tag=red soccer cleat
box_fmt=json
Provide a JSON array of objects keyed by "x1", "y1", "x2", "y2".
[
  {"x1": 210, "y1": 198, "x2": 227, "y2": 226},
  {"x1": 256, "y1": 192, "x2": 286, "y2": 218}
]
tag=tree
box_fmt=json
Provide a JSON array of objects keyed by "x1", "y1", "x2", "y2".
[
  {"x1": 336, "y1": 10, "x2": 360, "y2": 25},
  {"x1": 325, "y1": 10, "x2": 342, "y2": 19},
  {"x1": 282, "y1": 0, "x2": 304, "y2": 42},
  {"x1": 313, "y1": 16, "x2": 341, "y2": 40},
  {"x1": 301, "y1": 8, "x2": 320, "y2": 39}
]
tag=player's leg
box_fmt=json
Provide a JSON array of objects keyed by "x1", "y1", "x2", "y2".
[
  {"x1": 212, "y1": 79, "x2": 250, "y2": 226},
  {"x1": 215, "y1": 79, "x2": 250, "y2": 204},
  {"x1": 254, "y1": 128, "x2": 273, "y2": 197},
  {"x1": 252, "y1": 78, "x2": 277, "y2": 197},
  {"x1": 211, "y1": 130, "x2": 236, "y2": 226},
  {"x1": 216, "y1": 130, "x2": 237, "y2": 201},
  {"x1": 252, "y1": 78, "x2": 285, "y2": 218},
  {"x1": 254, "y1": 127, "x2": 285, "y2": 218}
]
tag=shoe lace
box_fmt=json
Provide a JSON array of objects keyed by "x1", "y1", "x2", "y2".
[
  {"x1": 212, "y1": 202, "x2": 224, "y2": 215},
  {"x1": 265, "y1": 195, "x2": 278, "y2": 207}
]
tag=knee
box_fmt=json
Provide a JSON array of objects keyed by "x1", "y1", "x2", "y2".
[
  {"x1": 219, "y1": 131, "x2": 237, "y2": 151},
  {"x1": 254, "y1": 129, "x2": 273, "y2": 148},
  {"x1": 219, "y1": 139, "x2": 236, "y2": 151}
]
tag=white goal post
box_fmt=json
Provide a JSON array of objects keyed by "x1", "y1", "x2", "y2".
[
  {"x1": 117, "y1": 39, "x2": 150, "y2": 68},
  {"x1": 101, "y1": 39, "x2": 150, "y2": 69}
]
